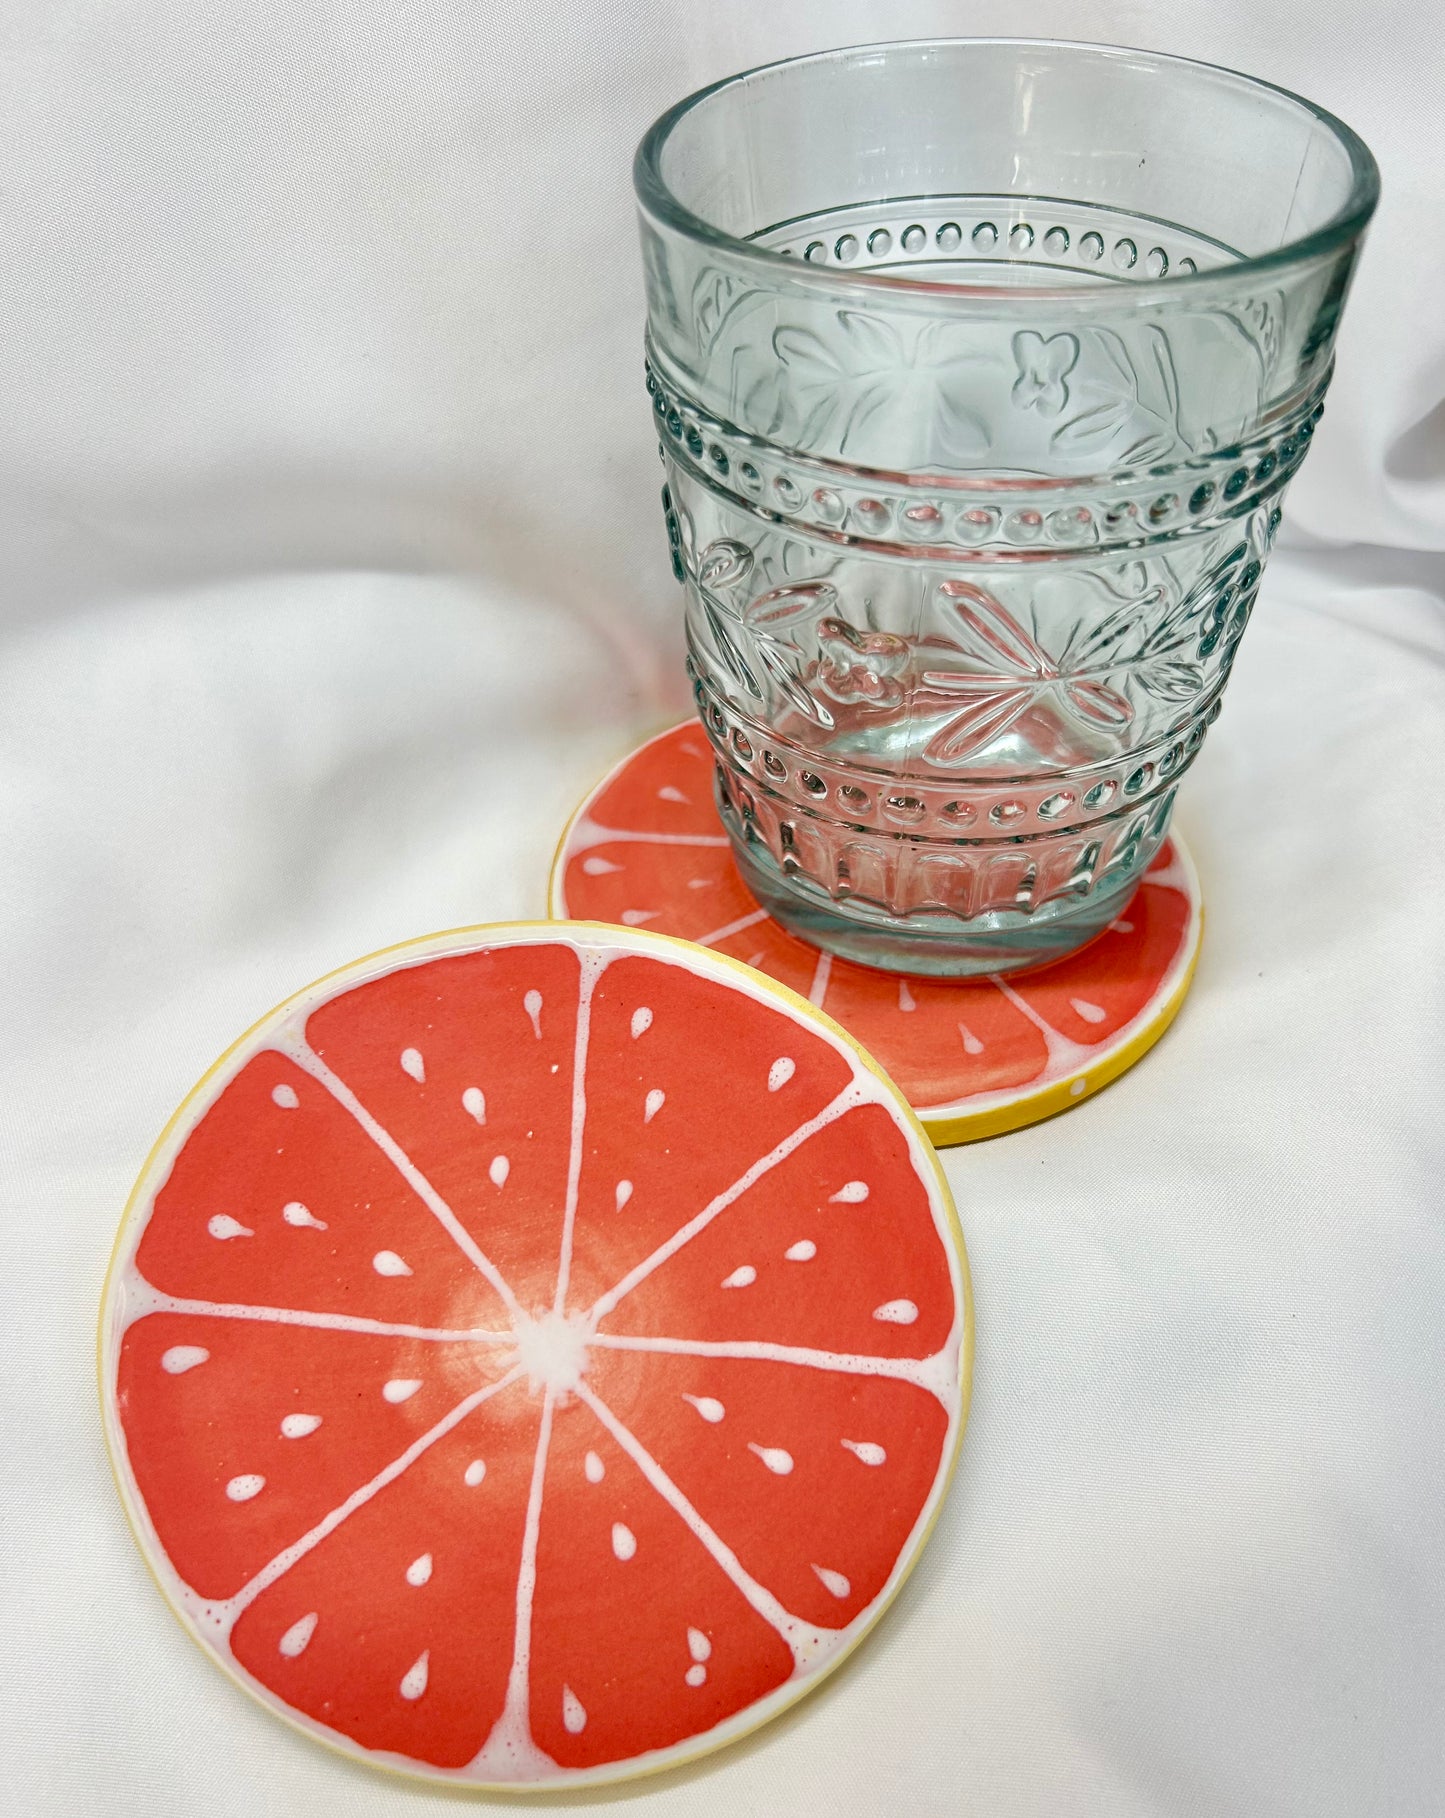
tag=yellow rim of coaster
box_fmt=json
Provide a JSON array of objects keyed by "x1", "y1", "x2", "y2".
[
  {"x1": 548, "y1": 721, "x2": 1205, "y2": 1150},
  {"x1": 98, "y1": 917, "x2": 972, "y2": 1793}
]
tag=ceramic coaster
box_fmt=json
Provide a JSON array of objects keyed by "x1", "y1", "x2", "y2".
[
  {"x1": 100, "y1": 922, "x2": 970, "y2": 1789},
  {"x1": 552, "y1": 722, "x2": 1203, "y2": 1146}
]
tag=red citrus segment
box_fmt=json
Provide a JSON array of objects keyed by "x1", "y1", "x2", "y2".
[
  {"x1": 584, "y1": 1352, "x2": 950, "y2": 1631},
  {"x1": 562, "y1": 839, "x2": 755, "y2": 946},
  {"x1": 528, "y1": 1397, "x2": 795, "y2": 1769},
  {"x1": 583, "y1": 726, "x2": 720, "y2": 838},
  {"x1": 820, "y1": 963, "x2": 1049, "y2": 1108},
  {"x1": 134, "y1": 1053, "x2": 506, "y2": 1329},
  {"x1": 117, "y1": 1313, "x2": 512, "y2": 1601},
  {"x1": 1006, "y1": 876, "x2": 1191, "y2": 1046},
  {"x1": 564, "y1": 955, "x2": 856, "y2": 1311},
  {"x1": 304, "y1": 944, "x2": 582, "y2": 1311},
  {"x1": 230, "y1": 1378, "x2": 539, "y2": 1770},
  {"x1": 595, "y1": 1103, "x2": 954, "y2": 1360}
]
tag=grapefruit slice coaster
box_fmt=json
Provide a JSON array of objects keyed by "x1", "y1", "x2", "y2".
[
  {"x1": 551, "y1": 721, "x2": 1204, "y2": 1144},
  {"x1": 101, "y1": 923, "x2": 970, "y2": 1788}
]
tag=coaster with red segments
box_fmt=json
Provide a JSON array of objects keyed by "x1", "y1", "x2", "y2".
[
  {"x1": 552, "y1": 721, "x2": 1203, "y2": 1146},
  {"x1": 100, "y1": 922, "x2": 969, "y2": 1789}
]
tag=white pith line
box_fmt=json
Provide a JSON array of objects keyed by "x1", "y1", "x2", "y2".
[
  {"x1": 1145, "y1": 855, "x2": 1189, "y2": 893},
  {"x1": 988, "y1": 975, "x2": 1093, "y2": 1069},
  {"x1": 693, "y1": 907, "x2": 771, "y2": 949},
  {"x1": 199, "y1": 1366, "x2": 525, "y2": 1641},
  {"x1": 587, "y1": 1332, "x2": 954, "y2": 1401},
  {"x1": 577, "y1": 1382, "x2": 831, "y2": 1671},
  {"x1": 128, "y1": 1287, "x2": 512, "y2": 1346},
  {"x1": 569, "y1": 823, "x2": 731, "y2": 851},
  {"x1": 488, "y1": 1386, "x2": 555, "y2": 1750},
  {"x1": 587, "y1": 1080, "x2": 870, "y2": 1323},
  {"x1": 275, "y1": 1028, "x2": 525, "y2": 1323},
  {"x1": 807, "y1": 950, "x2": 833, "y2": 1007},
  {"x1": 550, "y1": 953, "x2": 603, "y2": 1317}
]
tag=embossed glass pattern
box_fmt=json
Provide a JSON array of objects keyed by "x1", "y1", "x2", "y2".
[{"x1": 636, "y1": 40, "x2": 1378, "y2": 975}]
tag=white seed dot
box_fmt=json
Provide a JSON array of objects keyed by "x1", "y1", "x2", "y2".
[
  {"x1": 958, "y1": 1022, "x2": 984, "y2": 1056},
  {"x1": 207, "y1": 1215, "x2": 252, "y2": 1241},
  {"x1": 280, "y1": 1413, "x2": 322, "y2": 1439},
  {"x1": 658, "y1": 785, "x2": 690, "y2": 804},
  {"x1": 489, "y1": 1155, "x2": 510, "y2": 1188},
  {"x1": 399, "y1": 1651, "x2": 429, "y2": 1700},
  {"x1": 841, "y1": 1439, "x2": 887, "y2": 1466},
  {"x1": 161, "y1": 1345, "x2": 208, "y2": 1375},
  {"x1": 405, "y1": 1552, "x2": 433, "y2": 1586},
  {"x1": 226, "y1": 1474, "x2": 265, "y2": 1502},
  {"x1": 898, "y1": 980, "x2": 917, "y2": 1012},
  {"x1": 611, "y1": 1522, "x2": 637, "y2": 1562},
  {"x1": 582, "y1": 855, "x2": 621, "y2": 876},
  {"x1": 400, "y1": 1047, "x2": 426, "y2": 1083},
  {"x1": 682, "y1": 1394, "x2": 725, "y2": 1424},
  {"x1": 615, "y1": 1179, "x2": 633, "y2": 1212},
  {"x1": 688, "y1": 1627, "x2": 712, "y2": 1663},
  {"x1": 644, "y1": 1088, "x2": 666, "y2": 1123},
  {"x1": 1070, "y1": 997, "x2": 1108, "y2": 1024},
  {"x1": 277, "y1": 1612, "x2": 318, "y2": 1657},
  {"x1": 283, "y1": 1201, "x2": 326, "y2": 1230},
  {"x1": 873, "y1": 1298, "x2": 919, "y2": 1325},
  {"x1": 685, "y1": 1664, "x2": 707, "y2": 1687},
  {"x1": 523, "y1": 989, "x2": 543, "y2": 1038},
  {"x1": 631, "y1": 1007, "x2": 653, "y2": 1039},
  {"x1": 748, "y1": 1443, "x2": 794, "y2": 1476},
  {"x1": 721, "y1": 1265, "x2": 756, "y2": 1289},
  {"x1": 784, "y1": 1239, "x2": 817, "y2": 1262},
  {"x1": 271, "y1": 1084, "x2": 299, "y2": 1109},
  {"x1": 1070, "y1": 1078, "x2": 1088, "y2": 1098},
  {"x1": 812, "y1": 1564, "x2": 852, "y2": 1599},
  {"x1": 767, "y1": 1057, "x2": 796, "y2": 1092},
  {"x1": 383, "y1": 1378, "x2": 422, "y2": 1403},
  {"x1": 463, "y1": 1459, "x2": 487, "y2": 1487},
  {"x1": 562, "y1": 1685, "x2": 587, "y2": 1733},
  {"x1": 621, "y1": 908, "x2": 659, "y2": 926},
  {"x1": 830, "y1": 1181, "x2": 869, "y2": 1204},
  {"x1": 1110, "y1": 917, "x2": 1135, "y2": 934},
  {"x1": 584, "y1": 1451, "x2": 605, "y2": 1483},
  {"x1": 372, "y1": 1249, "x2": 413, "y2": 1277},
  {"x1": 462, "y1": 1086, "x2": 486, "y2": 1124}
]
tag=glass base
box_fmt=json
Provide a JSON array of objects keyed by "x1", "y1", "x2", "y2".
[{"x1": 730, "y1": 834, "x2": 1141, "y2": 979}]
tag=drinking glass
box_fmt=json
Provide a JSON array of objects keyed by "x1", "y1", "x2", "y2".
[{"x1": 635, "y1": 40, "x2": 1377, "y2": 975}]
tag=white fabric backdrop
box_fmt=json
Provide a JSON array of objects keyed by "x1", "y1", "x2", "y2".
[{"x1": 2, "y1": 4, "x2": 1442, "y2": 1813}]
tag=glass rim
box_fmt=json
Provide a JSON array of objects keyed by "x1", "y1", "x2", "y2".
[{"x1": 634, "y1": 37, "x2": 1380, "y2": 301}]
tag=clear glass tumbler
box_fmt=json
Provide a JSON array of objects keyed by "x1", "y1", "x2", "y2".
[{"x1": 635, "y1": 39, "x2": 1377, "y2": 976}]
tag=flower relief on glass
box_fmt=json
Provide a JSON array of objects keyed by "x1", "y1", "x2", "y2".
[
  {"x1": 636, "y1": 40, "x2": 1377, "y2": 975},
  {"x1": 101, "y1": 926, "x2": 968, "y2": 1787}
]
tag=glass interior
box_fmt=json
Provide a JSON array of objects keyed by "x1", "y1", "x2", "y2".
[{"x1": 644, "y1": 40, "x2": 1376, "y2": 286}]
